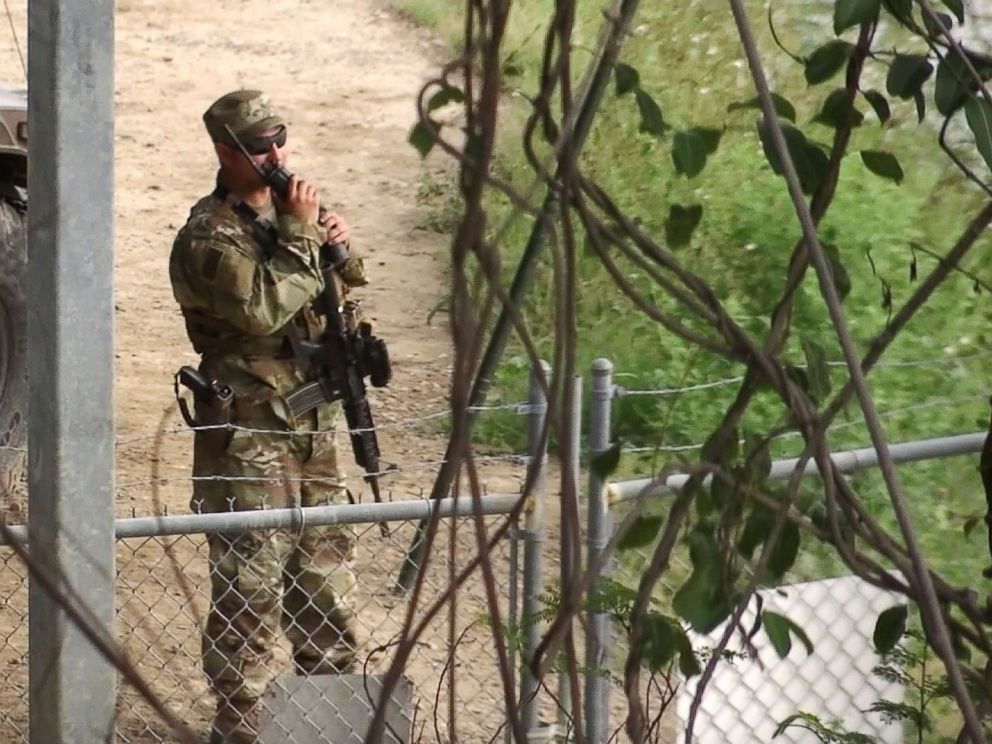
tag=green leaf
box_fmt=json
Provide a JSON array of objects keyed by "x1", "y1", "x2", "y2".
[
  {"x1": 408, "y1": 120, "x2": 437, "y2": 158},
  {"x1": 696, "y1": 127, "x2": 723, "y2": 153},
  {"x1": 775, "y1": 712, "x2": 874, "y2": 742},
  {"x1": 615, "y1": 63, "x2": 640, "y2": 96},
  {"x1": 635, "y1": 89, "x2": 668, "y2": 135},
  {"x1": 586, "y1": 577, "x2": 637, "y2": 619},
  {"x1": 805, "y1": 40, "x2": 854, "y2": 85},
  {"x1": 882, "y1": 0, "x2": 912, "y2": 22},
  {"x1": 673, "y1": 530, "x2": 732, "y2": 633},
  {"x1": 744, "y1": 430, "x2": 772, "y2": 481},
  {"x1": 942, "y1": 0, "x2": 964, "y2": 23},
  {"x1": 862, "y1": 89, "x2": 891, "y2": 124},
  {"x1": 823, "y1": 243, "x2": 853, "y2": 301},
  {"x1": 503, "y1": 62, "x2": 523, "y2": 78},
  {"x1": 739, "y1": 506, "x2": 775, "y2": 559},
  {"x1": 814, "y1": 88, "x2": 865, "y2": 128},
  {"x1": 427, "y1": 85, "x2": 465, "y2": 111},
  {"x1": 965, "y1": 96, "x2": 992, "y2": 172},
  {"x1": 676, "y1": 633, "x2": 702, "y2": 678},
  {"x1": 923, "y1": 10, "x2": 954, "y2": 39},
  {"x1": 757, "y1": 120, "x2": 829, "y2": 194},
  {"x1": 665, "y1": 204, "x2": 703, "y2": 247},
  {"x1": 710, "y1": 475, "x2": 739, "y2": 511},
  {"x1": 860, "y1": 150, "x2": 905, "y2": 184},
  {"x1": 591, "y1": 442, "x2": 622, "y2": 479},
  {"x1": 801, "y1": 337, "x2": 832, "y2": 403},
  {"x1": 672, "y1": 129, "x2": 709, "y2": 178},
  {"x1": 641, "y1": 613, "x2": 678, "y2": 669},
  {"x1": 618, "y1": 515, "x2": 664, "y2": 551},
  {"x1": 964, "y1": 515, "x2": 982, "y2": 538},
  {"x1": 767, "y1": 522, "x2": 801, "y2": 579},
  {"x1": 873, "y1": 604, "x2": 908, "y2": 654},
  {"x1": 914, "y1": 88, "x2": 927, "y2": 122},
  {"x1": 834, "y1": 0, "x2": 880, "y2": 35},
  {"x1": 886, "y1": 55, "x2": 934, "y2": 100},
  {"x1": 935, "y1": 53, "x2": 973, "y2": 116},
  {"x1": 763, "y1": 611, "x2": 814, "y2": 658},
  {"x1": 727, "y1": 93, "x2": 797, "y2": 122}
]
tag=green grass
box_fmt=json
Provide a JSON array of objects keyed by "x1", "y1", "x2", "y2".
[{"x1": 390, "y1": 0, "x2": 992, "y2": 588}]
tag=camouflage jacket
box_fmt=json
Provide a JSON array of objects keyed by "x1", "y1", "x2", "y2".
[{"x1": 169, "y1": 181, "x2": 367, "y2": 424}]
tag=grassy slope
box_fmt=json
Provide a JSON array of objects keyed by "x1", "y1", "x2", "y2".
[{"x1": 390, "y1": 0, "x2": 992, "y2": 588}]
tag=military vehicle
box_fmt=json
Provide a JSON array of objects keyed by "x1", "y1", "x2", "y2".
[{"x1": 0, "y1": 83, "x2": 27, "y2": 512}]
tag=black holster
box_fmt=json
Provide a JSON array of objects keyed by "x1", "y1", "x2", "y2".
[{"x1": 174, "y1": 366, "x2": 234, "y2": 453}]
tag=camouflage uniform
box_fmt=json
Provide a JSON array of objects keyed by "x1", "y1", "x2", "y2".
[{"x1": 169, "y1": 90, "x2": 368, "y2": 744}]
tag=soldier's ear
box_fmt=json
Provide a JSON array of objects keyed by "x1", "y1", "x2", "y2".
[{"x1": 214, "y1": 142, "x2": 236, "y2": 168}]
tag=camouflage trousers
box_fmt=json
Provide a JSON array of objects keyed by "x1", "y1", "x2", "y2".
[{"x1": 192, "y1": 397, "x2": 356, "y2": 743}]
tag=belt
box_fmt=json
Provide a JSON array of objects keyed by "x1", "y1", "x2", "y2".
[{"x1": 191, "y1": 333, "x2": 293, "y2": 358}]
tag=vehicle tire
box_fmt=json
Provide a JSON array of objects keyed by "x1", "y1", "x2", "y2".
[{"x1": 0, "y1": 198, "x2": 27, "y2": 517}]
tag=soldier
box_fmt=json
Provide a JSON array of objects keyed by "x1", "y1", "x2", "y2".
[{"x1": 169, "y1": 90, "x2": 368, "y2": 744}]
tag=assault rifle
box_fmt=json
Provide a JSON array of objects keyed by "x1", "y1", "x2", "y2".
[{"x1": 224, "y1": 125, "x2": 394, "y2": 533}]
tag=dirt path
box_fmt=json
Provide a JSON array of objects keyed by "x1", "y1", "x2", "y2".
[
  {"x1": 0, "y1": 2, "x2": 535, "y2": 741},
  {"x1": 112, "y1": 0, "x2": 456, "y2": 508}
]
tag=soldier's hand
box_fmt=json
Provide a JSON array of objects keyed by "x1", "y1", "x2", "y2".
[
  {"x1": 274, "y1": 175, "x2": 319, "y2": 222},
  {"x1": 318, "y1": 211, "x2": 351, "y2": 246}
]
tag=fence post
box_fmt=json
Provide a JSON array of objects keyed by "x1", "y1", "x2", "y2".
[
  {"x1": 520, "y1": 360, "x2": 550, "y2": 737},
  {"x1": 27, "y1": 2, "x2": 117, "y2": 742},
  {"x1": 585, "y1": 359, "x2": 614, "y2": 744},
  {"x1": 557, "y1": 373, "x2": 583, "y2": 742},
  {"x1": 507, "y1": 513, "x2": 520, "y2": 744}
]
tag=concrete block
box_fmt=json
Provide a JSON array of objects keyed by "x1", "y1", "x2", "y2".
[{"x1": 258, "y1": 674, "x2": 412, "y2": 744}]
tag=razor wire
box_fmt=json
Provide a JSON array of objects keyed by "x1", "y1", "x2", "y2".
[
  {"x1": 114, "y1": 400, "x2": 541, "y2": 447},
  {"x1": 615, "y1": 345, "x2": 992, "y2": 397},
  {"x1": 622, "y1": 391, "x2": 988, "y2": 455},
  {"x1": 115, "y1": 454, "x2": 532, "y2": 495}
]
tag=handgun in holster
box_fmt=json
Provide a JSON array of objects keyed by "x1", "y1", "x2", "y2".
[{"x1": 174, "y1": 366, "x2": 235, "y2": 452}]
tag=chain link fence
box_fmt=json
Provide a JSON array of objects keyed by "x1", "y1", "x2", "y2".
[
  {"x1": 0, "y1": 366, "x2": 550, "y2": 743},
  {"x1": 1, "y1": 353, "x2": 987, "y2": 742},
  {"x1": 0, "y1": 509, "x2": 521, "y2": 743},
  {"x1": 582, "y1": 358, "x2": 986, "y2": 744}
]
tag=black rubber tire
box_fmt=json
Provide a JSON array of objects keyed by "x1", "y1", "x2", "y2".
[{"x1": 0, "y1": 198, "x2": 27, "y2": 516}]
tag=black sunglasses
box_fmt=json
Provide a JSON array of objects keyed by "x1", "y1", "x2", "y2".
[{"x1": 242, "y1": 126, "x2": 287, "y2": 155}]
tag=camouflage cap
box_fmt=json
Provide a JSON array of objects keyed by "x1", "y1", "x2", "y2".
[{"x1": 203, "y1": 90, "x2": 285, "y2": 145}]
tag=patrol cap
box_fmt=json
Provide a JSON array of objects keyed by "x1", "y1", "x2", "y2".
[{"x1": 203, "y1": 90, "x2": 285, "y2": 145}]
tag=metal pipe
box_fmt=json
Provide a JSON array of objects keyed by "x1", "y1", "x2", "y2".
[
  {"x1": 608, "y1": 431, "x2": 987, "y2": 503},
  {"x1": 585, "y1": 359, "x2": 614, "y2": 744},
  {"x1": 557, "y1": 374, "x2": 583, "y2": 742},
  {"x1": 520, "y1": 361, "x2": 550, "y2": 735},
  {"x1": 0, "y1": 494, "x2": 521, "y2": 545},
  {"x1": 506, "y1": 517, "x2": 519, "y2": 744}
]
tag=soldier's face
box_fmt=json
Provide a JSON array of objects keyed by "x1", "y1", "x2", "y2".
[{"x1": 216, "y1": 127, "x2": 288, "y2": 186}]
